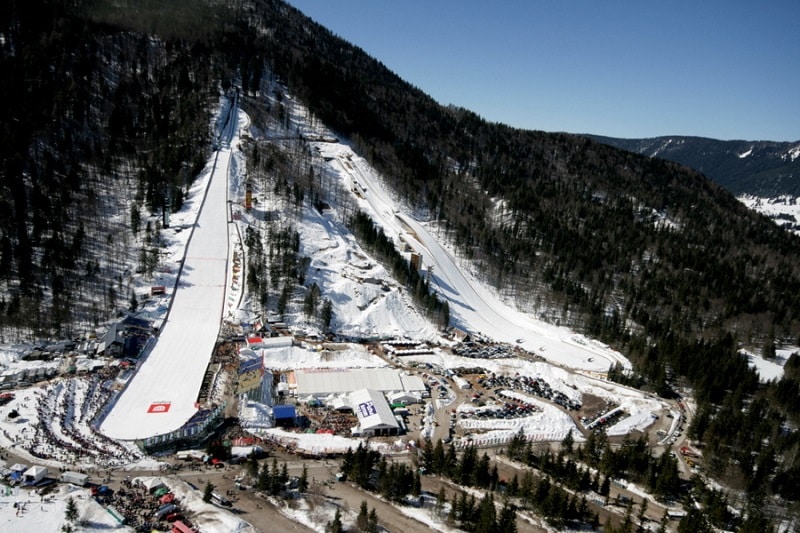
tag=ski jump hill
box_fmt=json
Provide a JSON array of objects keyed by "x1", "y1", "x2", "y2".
[{"x1": 100, "y1": 100, "x2": 240, "y2": 441}]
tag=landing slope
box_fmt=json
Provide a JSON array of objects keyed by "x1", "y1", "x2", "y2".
[{"x1": 100, "y1": 108, "x2": 241, "y2": 441}]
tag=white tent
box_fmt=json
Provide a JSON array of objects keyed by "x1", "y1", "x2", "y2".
[
  {"x1": 140, "y1": 477, "x2": 167, "y2": 494},
  {"x1": 23, "y1": 465, "x2": 48, "y2": 484},
  {"x1": 349, "y1": 389, "x2": 399, "y2": 437},
  {"x1": 329, "y1": 396, "x2": 351, "y2": 411},
  {"x1": 388, "y1": 391, "x2": 420, "y2": 405}
]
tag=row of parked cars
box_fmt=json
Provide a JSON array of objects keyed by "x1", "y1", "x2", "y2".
[
  {"x1": 479, "y1": 373, "x2": 582, "y2": 411},
  {"x1": 460, "y1": 398, "x2": 542, "y2": 420},
  {"x1": 453, "y1": 342, "x2": 515, "y2": 359}
]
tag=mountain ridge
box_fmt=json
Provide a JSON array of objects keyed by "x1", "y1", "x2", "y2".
[
  {"x1": 3, "y1": 0, "x2": 800, "y2": 517},
  {"x1": 585, "y1": 134, "x2": 800, "y2": 197}
]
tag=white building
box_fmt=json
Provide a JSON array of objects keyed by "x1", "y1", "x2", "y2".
[
  {"x1": 23, "y1": 465, "x2": 48, "y2": 484},
  {"x1": 349, "y1": 389, "x2": 400, "y2": 437},
  {"x1": 453, "y1": 375, "x2": 471, "y2": 389},
  {"x1": 294, "y1": 368, "x2": 426, "y2": 398},
  {"x1": 388, "y1": 391, "x2": 420, "y2": 405}
]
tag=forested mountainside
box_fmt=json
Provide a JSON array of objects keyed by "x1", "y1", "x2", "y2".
[
  {"x1": 5, "y1": 0, "x2": 800, "y2": 506},
  {"x1": 0, "y1": 0, "x2": 231, "y2": 336},
  {"x1": 253, "y1": 1, "x2": 800, "y2": 350},
  {"x1": 587, "y1": 135, "x2": 800, "y2": 197}
]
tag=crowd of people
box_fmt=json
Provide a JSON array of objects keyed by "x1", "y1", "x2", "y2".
[
  {"x1": 98, "y1": 476, "x2": 195, "y2": 530},
  {"x1": 19, "y1": 374, "x2": 144, "y2": 467},
  {"x1": 304, "y1": 405, "x2": 357, "y2": 435}
]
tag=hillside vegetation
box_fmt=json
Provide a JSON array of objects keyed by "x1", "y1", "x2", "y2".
[
  {"x1": 4, "y1": 0, "x2": 800, "y2": 514},
  {"x1": 587, "y1": 134, "x2": 800, "y2": 197}
]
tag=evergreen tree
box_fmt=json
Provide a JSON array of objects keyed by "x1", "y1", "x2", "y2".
[
  {"x1": 326, "y1": 508, "x2": 343, "y2": 533},
  {"x1": 247, "y1": 453, "x2": 259, "y2": 479},
  {"x1": 600, "y1": 475, "x2": 611, "y2": 497},
  {"x1": 432, "y1": 439, "x2": 446, "y2": 474},
  {"x1": 202, "y1": 482, "x2": 215, "y2": 503},
  {"x1": 367, "y1": 508, "x2": 379, "y2": 533},
  {"x1": 298, "y1": 464, "x2": 309, "y2": 493},
  {"x1": 321, "y1": 298, "x2": 333, "y2": 332},
  {"x1": 497, "y1": 500, "x2": 517, "y2": 533},
  {"x1": 678, "y1": 508, "x2": 711, "y2": 533},
  {"x1": 130, "y1": 205, "x2": 141, "y2": 235},
  {"x1": 421, "y1": 438, "x2": 434, "y2": 473},
  {"x1": 562, "y1": 429, "x2": 575, "y2": 454},
  {"x1": 475, "y1": 492, "x2": 496, "y2": 533},
  {"x1": 256, "y1": 462, "x2": 270, "y2": 491},
  {"x1": 357, "y1": 500, "x2": 369, "y2": 531},
  {"x1": 435, "y1": 486, "x2": 447, "y2": 516},
  {"x1": 636, "y1": 498, "x2": 648, "y2": 533},
  {"x1": 412, "y1": 472, "x2": 421, "y2": 497},
  {"x1": 65, "y1": 496, "x2": 78, "y2": 523}
]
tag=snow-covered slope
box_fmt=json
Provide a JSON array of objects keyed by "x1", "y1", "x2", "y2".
[
  {"x1": 308, "y1": 140, "x2": 630, "y2": 372},
  {"x1": 739, "y1": 194, "x2": 800, "y2": 234},
  {"x1": 100, "y1": 97, "x2": 243, "y2": 440}
]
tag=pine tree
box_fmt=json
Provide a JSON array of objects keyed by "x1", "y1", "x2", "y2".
[
  {"x1": 475, "y1": 493, "x2": 496, "y2": 533},
  {"x1": 298, "y1": 464, "x2": 309, "y2": 493},
  {"x1": 321, "y1": 298, "x2": 333, "y2": 332},
  {"x1": 202, "y1": 482, "x2": 215, "y2": 503},
  {"x1": 562, "y1": 429, "x2": 575, "y2": 454},
  {"x1": 256, "y1": 462, "x2": 270, "y2": 490},
  {"x1": 435, "y1": 486, "x2": 447, "y2": 516},
  {"x1": 367, "y1": 508, "x2": 379, "y2": 533},
  {"x1": 357, "y1": 500, "x2": 369, "y2": 531},
  {"x1": 412, "y1": 472, "x2": 421, "y2": 497},
  {"x1": 497, "y1": 500, "x2": 517, "y2": 533},
  {"x1": 247, "y1": 453, "x2": 259, "y2": 478},
  {"x1": 65, "y1": 496, "x2": 78, "y2": 522},
  {"x1": 130, "y1": 204, "x2": 141, "y2": 235},
  {"x1": 432, "y1": 439, "x2": 446, "y2": 474},
  {"x1": 636, "y1": 498, "x2": 648, "y2": 533},
  {"x1": 326, "y1": 508, "x2": 343, "y2": 533}
]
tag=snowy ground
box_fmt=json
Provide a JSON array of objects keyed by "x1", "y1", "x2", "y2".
[
  {"x1": 0, "y1": 483, "x2": 121, "y2": 533},
  {"x1": 310, "y1": 140, "x2": 631, "y2": 373},
  {"x1": 740, "y1": 194, "x2": 800, "y2": 235},
  {"x1": 100, "y1": 98, "x2": 245, "y2": 441},
  {"x1": 0, "y1": 377, "x2": 159, "y2": 471},
  {"x1": 402, "y1": 348, "x2": 667, "y2": 444},
  {"x1": 740, "y1": 346, "x2": 796, "y2": 382},
  {"x1": 258, "y1": 342, "x2": 386, "y2": 371},
  {"x1": 0, "y1": 473, "x2": 256, "y2": 533},
  {"x1": 0, "y1": 81, "x2": 686, "y2": 532}
]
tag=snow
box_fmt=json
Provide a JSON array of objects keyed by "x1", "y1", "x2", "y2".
[
  {"x1": 605, "y1": 408, "x2": 657, "y2": 436},
  {"x1": 739, "y1": 194, "x2": 800, "y2": 234},
  {"x1": 0, "y1": 78, "x2": 675, "y2": 532},
  {"x1": 458, "y1": 393, "x2": 582, "y2": 443},
  {"x1": 259, "y1": 343, "x2": 385, "y2": 371},
  {"x1": 0, "y1": 484, "x2": 121, "y2": 533},
  {"x1": 100, "y1": 98, "x2": 245, "y2": 441},
  {"x1": 741, "y1": 347, "x2": 795, "y2": 382},
  {"x1": 0, "y1": 378, "x2": 162, "y2": 471},
  {"x1": 297, "y1": 203, "x2": 439, "y2": 341},
  {"x1": 737, "y1": 147, "x2": 753, "y2": 158},
  {"x1": 0, "y1": 472, "x2": 259, "y2": 533},
  {"x1": 311, "y1": 140, "x2": 631, "y2": 373},
  {"x1": 258, "y1": 427, "x2": 388, "y2": 455}
]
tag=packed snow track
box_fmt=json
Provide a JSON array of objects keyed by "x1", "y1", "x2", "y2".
[{"x1": 100, "y1": 101, "x2": 242, "y2": 441}]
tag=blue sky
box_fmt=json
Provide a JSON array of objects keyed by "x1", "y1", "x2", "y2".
[{"x1": 286, "y1": 1, "x2": 799, "y2": 141}]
